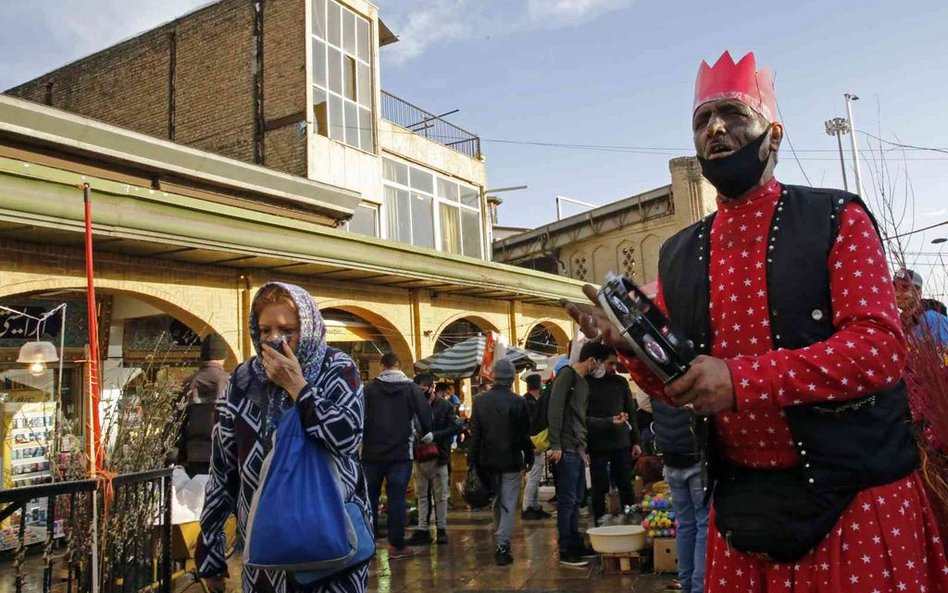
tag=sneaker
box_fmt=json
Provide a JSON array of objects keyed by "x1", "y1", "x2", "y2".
[
  {"x1": 495, "y1": 545, "x2": 514, "y2": 566},
  {"x1": 387, "y1": 546, "x2": 414, "y2": 560},
  {"x1": 521, "y1": 508, "x2": 542, "y2": 520},
  {"x1": 558, "y1": 551, "x2": 590, "y2": 568},
  {"x1": 406, "y1": 530, "x2": 432, "y2": 546},
  {"x1": 573, "y1": 545, "x2": 599, "y2": 560},
  {"x1": 436, "y1": 529, "x2": 449, "y2": 544},
  {"x1": 521, "y1": 506, "x2": 552, "y2": 520}
]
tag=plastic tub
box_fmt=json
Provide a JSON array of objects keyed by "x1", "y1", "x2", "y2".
[{"x1": 586, "y1": 525, "x2": 647, "y2": 554}]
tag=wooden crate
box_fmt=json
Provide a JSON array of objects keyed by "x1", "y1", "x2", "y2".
[{"x1": 601, "y1": 550, "x2": 642, "y2": 575}]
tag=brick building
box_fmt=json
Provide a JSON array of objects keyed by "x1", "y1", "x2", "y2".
[
  {"x1": 0, "y1": 0, "x2": 580, "y2": 458},
  {"x1": 8, "y1": 0, "x2": 487, "y2": 257},
  {"x1": 492, "y1": 157, "x2": 718, "y2": 286}
]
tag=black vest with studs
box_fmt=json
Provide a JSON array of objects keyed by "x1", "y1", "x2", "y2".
[{"x1": 658, "y1": 184, "x2": 918, "y2": 494}]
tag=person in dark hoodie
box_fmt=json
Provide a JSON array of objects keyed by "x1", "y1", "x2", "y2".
[
  {"x1": 361, "y1": 353, "x2": 432, "y2": 559},
  {"x1": 467, "y1": 359, "x2": 534, "y2": 566},
  {"x1": 407, "y1": 373, "x2": 460, "y2": 546},
  {"x1": 585, "y1": 347, "x2": 642, "y2": 524},
  {"x1": 177, "y1": 333, "x2": 230, "y2": 477}
]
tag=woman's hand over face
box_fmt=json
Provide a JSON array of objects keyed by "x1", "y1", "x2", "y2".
[{"x1": 262, "y1": 342, "x2": 307, "y2": 399}]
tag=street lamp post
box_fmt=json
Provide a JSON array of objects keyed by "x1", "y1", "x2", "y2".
[
  {"x1": 824, "y1": 117, "x2": 851, "y2": 192},
  {"x1": 844, "y1": 94, "x2": 865, "y2": 197}
]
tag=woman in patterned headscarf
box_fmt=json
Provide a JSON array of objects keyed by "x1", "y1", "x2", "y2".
[{"x1": 197, "y1": 282, "x2": 369, "y2": 593}]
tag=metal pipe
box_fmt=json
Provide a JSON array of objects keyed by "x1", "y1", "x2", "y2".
[
  {"x1": 835, "y1": 132, "x2": 848, "y2": 192},
  {"x1": 555, "y1": 195, "x2": 598, "y2": 221},
  {"x1": 844, "y1": 94, "x2": 864, "y2": 196},
  {"x1": 83, "y1": 182, "x2": 101, "y2": 593}
]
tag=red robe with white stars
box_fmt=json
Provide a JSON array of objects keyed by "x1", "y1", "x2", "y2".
[{"x1": 624, "y1": 178, "x2": 948, "y2": 592}]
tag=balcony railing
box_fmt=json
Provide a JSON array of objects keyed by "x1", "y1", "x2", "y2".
[{"x1": 381, "y1": 91, "x2": 482, "y2": 159}]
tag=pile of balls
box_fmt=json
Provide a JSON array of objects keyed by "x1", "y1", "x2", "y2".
[{"x1": 640, "y1": 493, "x2": 676, "y2": 538}]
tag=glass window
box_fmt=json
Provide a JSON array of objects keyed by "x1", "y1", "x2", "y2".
[
  {"x1": 357, "y1": 62, "x2": 371, "y2": 108},
  {"x1": 410, "y1": 193, "x2": 435, "y2": 249},
  {"x1": 383, "y1": 158, "x2": 408, "y2": 185},
  {"x1": 410, "y1": 168, "x2": 434, "y2": 193},
  {"x1": 437, "y1": 179, "x2": 458, "y2": 201},
  {"x1": 312, "y1": 40, "x2": 326, "y2": 87},
  {"x1": 328, "y1": 46, "x2": 342, "y2": 93},
  {"x1": 327, "y1": 0, "x2": 341, "y2": 47},
  {"x1": 343, "y1": 55, "x2": 356, "y2": 101},
  {"x1": 384, "y1": 186, "x2": 412, "y2": 243},
  {"x1": 349, "y1": 204, "x2": 378, "y2": 236},
  {"x1": 460, "y1": 186, "x2": 480, "y2": 208},
  {"x1": 313, "y1": 87, "x2": 328, "y2": 136},
  {"x1": 440, "y1": 203, "x2": 461, "y2": 255},
  {"x1": 342, "y1": 10, "x2": 356, "y2": 56},
  {"x1": 461, "y1": 209, "x2": 482, "y2": 258},
  {"x1": 329, "y1": 95, "x2": 344, "y2": 141},
  {"x1": 344, "y1": 101, "x2": 359, "y2": 147},
  {"x1": 356, "y1": 17, "x2": 370, "y2": 63},
  {"x1": 358, "y1": 107, "x2": 372, "y2": 152},
  {"x1": 312, "y1": 0, "x2": 327, "y2": 40}
]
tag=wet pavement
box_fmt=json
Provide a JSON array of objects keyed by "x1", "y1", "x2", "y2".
[
  {"x1": 365, "y1": 510, "x2": 674, "y2": 593},
  {"x1": 0, "y1": 510, "x2": 675, "y2": 593}
]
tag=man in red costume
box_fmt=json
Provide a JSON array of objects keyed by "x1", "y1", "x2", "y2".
[{"x1": 568, "y1": 51, "x2": 948, "y2": 592}]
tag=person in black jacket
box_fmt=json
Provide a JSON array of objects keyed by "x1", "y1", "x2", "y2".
[
  {"x1": 177, "y1": 333, "x2": 230, "y2": 477},
  {"x1": 467, "y1": 359, "x2": 533, "y2": 566},
  {"x1": 361, "y1": 353, "x2": 432, "y2": 559},
  {"x1": 585, "y1": 348, "x2": 642, "y2": 524},
  {"x1": 521, "y1": 373, "x2": 552, "y2": 520},
  {"x1": 407, "y1": 373, "x2": 460, "y2": 546}
]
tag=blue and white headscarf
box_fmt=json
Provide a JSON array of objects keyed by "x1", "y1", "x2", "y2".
[{"x1": 249, "y1": 282, "x2": 328, "y2": 439}]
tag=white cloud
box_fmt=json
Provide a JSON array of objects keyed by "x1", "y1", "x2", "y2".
[
  {"x1": 527, "y1": 0, "x2": 632, "y2": 28},
  {"x1": 383, "y1": 0, "x2": 470, "y2": 65},
  {"x1": 381, "y1": 0, "x2": 632, "y2": 65}
]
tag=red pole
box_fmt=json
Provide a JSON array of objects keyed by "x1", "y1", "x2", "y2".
[{"x1": 83, "y1": 184, "x2": 102, "y2": 472}]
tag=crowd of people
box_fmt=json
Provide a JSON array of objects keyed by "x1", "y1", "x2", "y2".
[{"x1": 172, "y1": 48, "x2": 948, "y2": 593}]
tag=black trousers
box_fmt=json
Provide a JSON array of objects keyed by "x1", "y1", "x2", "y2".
[{"x1": 589, "y1": 448, "x2": 633, "y2": 521}]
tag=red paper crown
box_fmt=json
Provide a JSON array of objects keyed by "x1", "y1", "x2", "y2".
[{"x1": 694, "y1": 51, "x2": 776, "y2": 122}]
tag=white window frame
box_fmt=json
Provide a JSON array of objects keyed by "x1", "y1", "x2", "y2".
[
  {"x1": 381, "y1": 156, "x2": 484, "y2": 258},
  {"x1": 343, "y1": 203, "x2": 380, "y2": 237},
  {"x1": 311, "y1": 0, "x2": 374, "y2": 153}
]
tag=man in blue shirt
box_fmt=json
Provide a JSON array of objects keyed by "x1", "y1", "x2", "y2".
[{"x1": 894, "y1": 268, "x2": 948, "y2": 347}]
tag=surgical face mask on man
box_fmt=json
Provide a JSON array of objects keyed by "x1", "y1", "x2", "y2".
[
  {"x1": 697, "y1": 127, "x2": 771, "y2": 199},
  {"x1": 591, "y1": 364, "x2": 606, "y2": 379}
]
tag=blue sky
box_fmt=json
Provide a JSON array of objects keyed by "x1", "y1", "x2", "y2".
[{"x1": 2, "y1": 0, "x2": 945, "y2": 296}]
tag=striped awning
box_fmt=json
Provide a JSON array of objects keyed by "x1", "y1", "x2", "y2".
[{"x1": 414, "y1": 335, "x2": 547, "y2": 379}]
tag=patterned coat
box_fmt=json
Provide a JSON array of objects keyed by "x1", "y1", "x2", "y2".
[
  {"x1": 197, "y1": 352, "x2": 368, "y2": 593},
  {"x1": 197, "y1": 281, "x2": 368, "y2": 593}
]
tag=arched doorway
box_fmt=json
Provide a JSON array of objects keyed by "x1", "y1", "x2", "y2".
[
  {"x1": 0, "y1": 288, "x2": 233, "y2": 486},
  {"x1": 524, "y1": 321, "x2": 570, "y2": 356},
  {"x1": 320, "y1": 307, "x2": 413, "y2": 382},
  {"x1": 433, "y1": 315, "x2": 498, "y2": 354}
]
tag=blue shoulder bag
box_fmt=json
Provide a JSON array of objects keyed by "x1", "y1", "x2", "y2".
[{"x1": 244, "y1": 405, "x2": 375, "y2": 582}]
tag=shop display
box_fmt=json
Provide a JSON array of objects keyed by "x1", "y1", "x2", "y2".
[
  {"x1": 0, "y1": 396, "x2": 60, "y2": 551},
  {"x1": 638, "y1": 492, "x2": 678, "y2": 539}
]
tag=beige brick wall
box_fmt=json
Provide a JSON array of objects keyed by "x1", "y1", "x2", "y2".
[
  {"x1": 560, "y1": 157, "x2": 718, "y2": 285},
  {"x1": 0, "y1": 239, "x2": 571, "y2": 370}
]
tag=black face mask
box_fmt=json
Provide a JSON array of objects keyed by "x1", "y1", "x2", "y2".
[{"x1": 697, "y1": 128, "x2": 771, "y2": 199}]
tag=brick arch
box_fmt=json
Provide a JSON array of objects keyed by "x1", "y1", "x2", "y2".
[
  {"x1": 316, "y1": 301, "x2": 415, "y2": 367},
  {"x1": 523, "y1": 319, "x2": 570, "y2": 355},
  {"x1": 432, "y1": 313, "x2": 501, "y2": 343},
  {"x1": 591, "y1": 244, "x2": 609, "y2": 285},
  {"x1": 0, "y1": 278, "x2": 240, "y2": 365},
  {"x1": 639, "y1": 234, "x2": 663, "y2": 284}
]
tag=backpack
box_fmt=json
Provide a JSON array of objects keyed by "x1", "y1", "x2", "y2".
[{"x1": 529, "y1": 368, "x2": 577, "y2": 452}]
